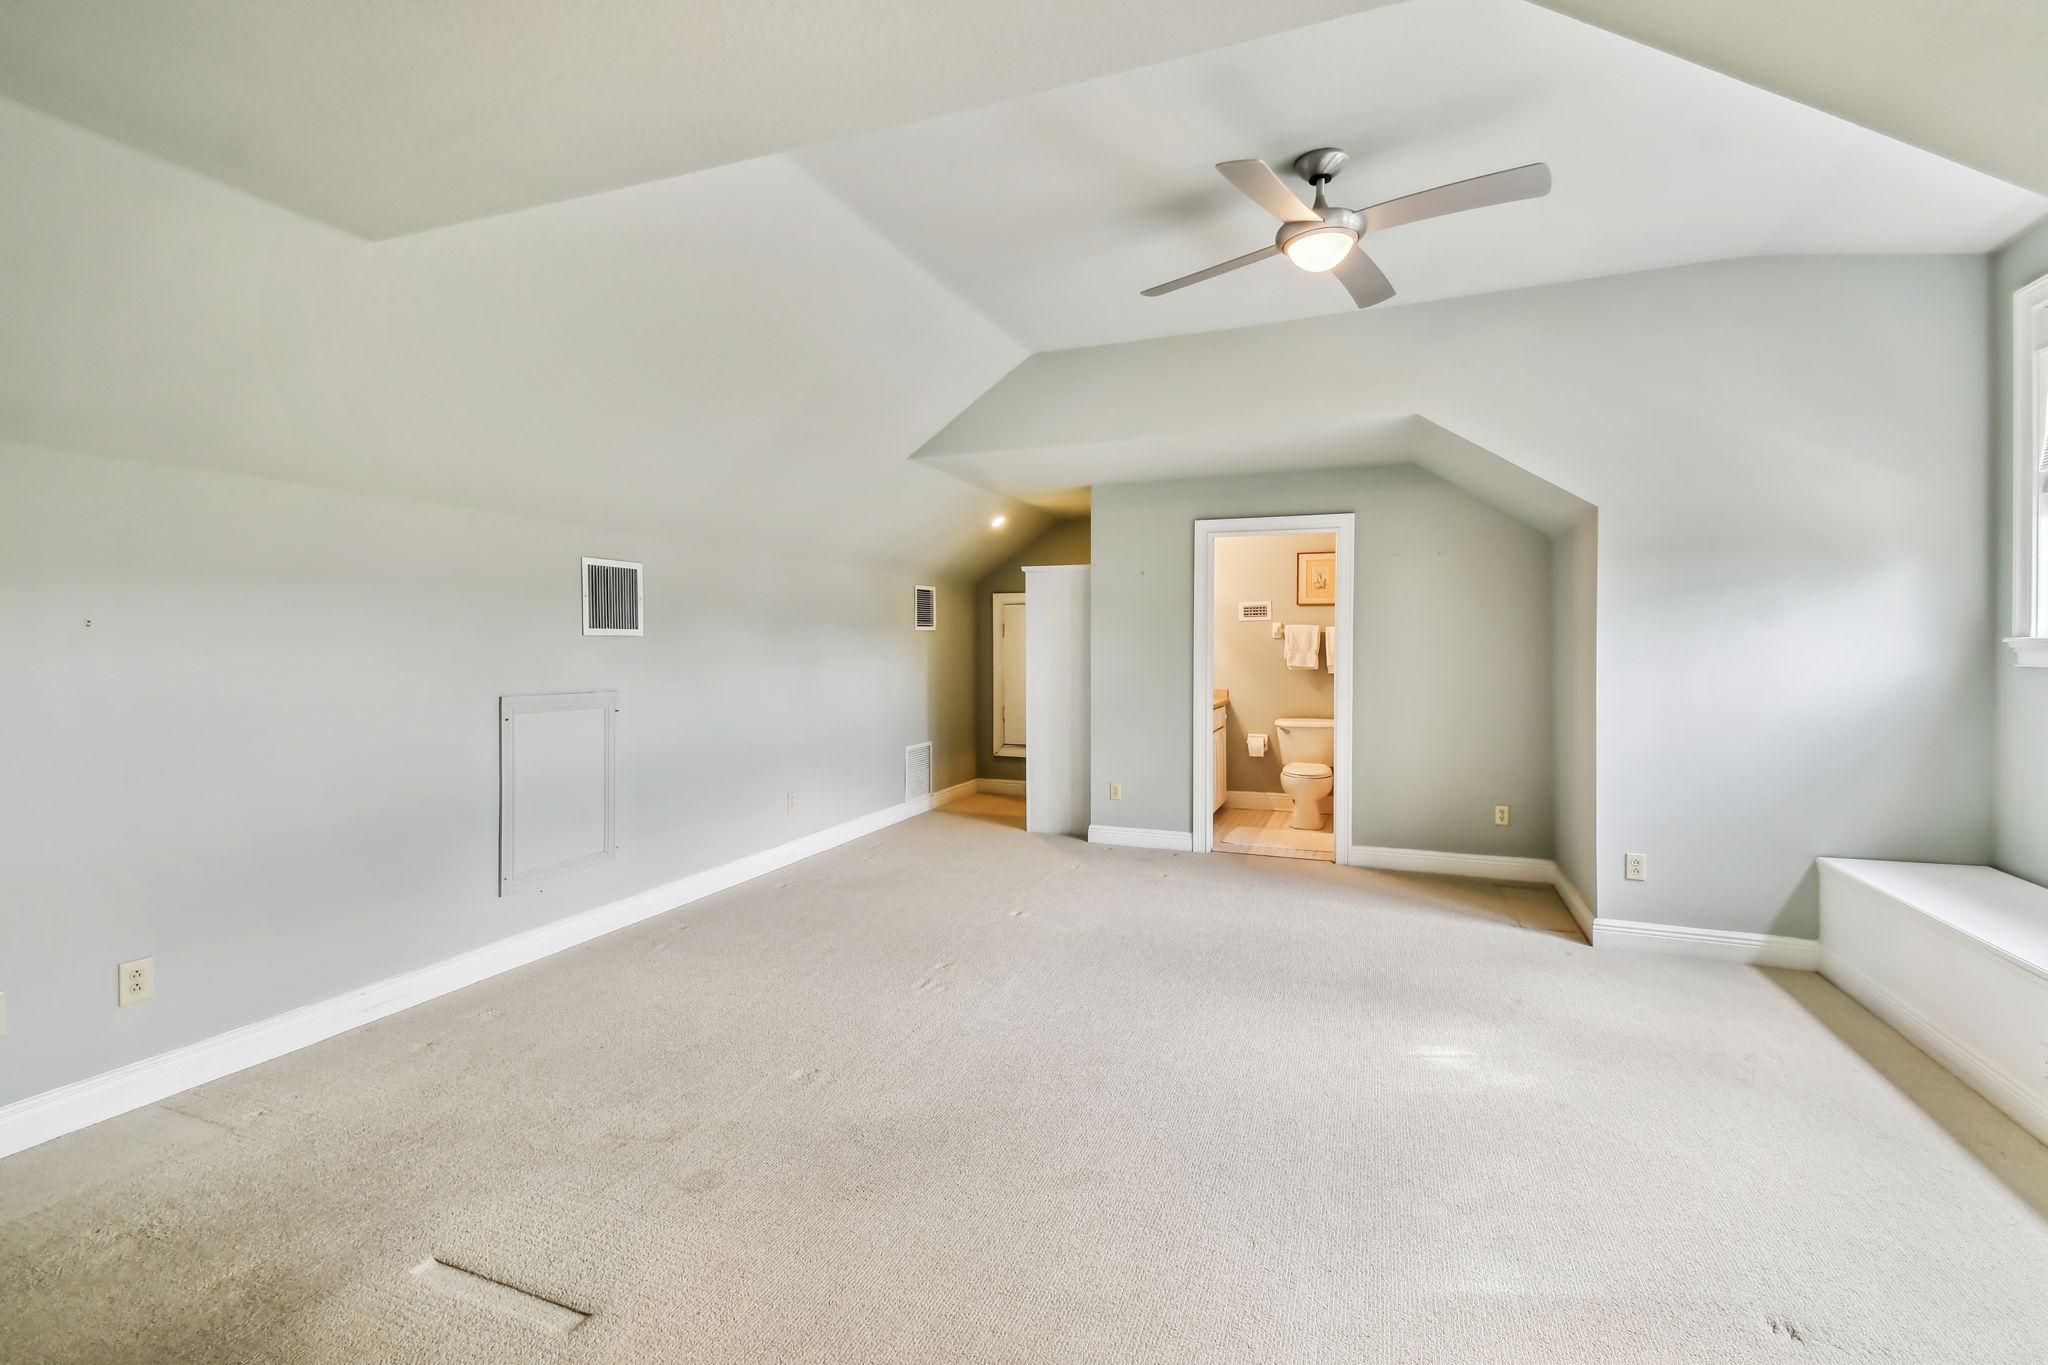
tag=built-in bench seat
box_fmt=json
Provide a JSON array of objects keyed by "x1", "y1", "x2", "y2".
[{"x1": 1817, "y1": 858, "x2": 2048, "y2": 1146}]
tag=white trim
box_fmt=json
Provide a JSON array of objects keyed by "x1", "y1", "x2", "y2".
[
  {"x1": 991, "y1": 591, "x2": 1027, "y2": 755},
  {"x1": 1589, "y1": 918, "x2": 1822, "y2": 969},
  {"x1": 0, "y1": 778, "x2": 978, "y2": 1160},
  {"x1": 2005, "y1": 636, "x2": 2048, "y2": 667},
  {"x1": 499, "y1": 690, "x2": 617, "y2": 895},
  {"x1": 1347, "y1": 845, "x2": 1558, "y2": 883},
  {"x1": 2009, "y1": 271, "x2": 2048, "y2": 646},
  {"x1": 1552, "y1": 870, "x2": 1596, "y2": 940},
  {"x1": 1192, "y1": 514, "x2": 1354, "y2": 862},
  {"x1": 1087, "y1": 825, "x2": 1194, "y2": 851},
  {"x1": 1822, "y1": 951, "x2": 2048, "y2": 1147},
  {"x1": 977, "y1": 778, "x2": 1026, "y2": 797}
]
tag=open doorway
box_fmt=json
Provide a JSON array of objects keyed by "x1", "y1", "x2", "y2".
[{"x1": 1192, "y1": 515, "x2": 1354, "y2": 863}]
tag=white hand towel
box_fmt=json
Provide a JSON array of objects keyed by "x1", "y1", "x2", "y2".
[
  {"x1": 1324, "y1": 625, "x2": 1337, "y2": 673},
  {"x1": 1283, "y1": 622, "x2": 1321, "y2": 670}
]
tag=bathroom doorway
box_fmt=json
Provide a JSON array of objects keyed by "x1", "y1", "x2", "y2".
[{"x1": 1192, "y1": 514, "x2": 1354, "y2": 863}]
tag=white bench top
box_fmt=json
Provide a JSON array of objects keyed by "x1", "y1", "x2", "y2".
[{"x1": 1818, "y1": 858, "x2": 2048, "y2": 980}]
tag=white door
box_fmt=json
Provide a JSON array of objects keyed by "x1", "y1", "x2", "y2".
[
  {"x1": 1023, "y1": 566, "x2": 1090, "y2": 835},
  {"x1": 993, "y1": 594, "x2": 1027, "y2": 755}
]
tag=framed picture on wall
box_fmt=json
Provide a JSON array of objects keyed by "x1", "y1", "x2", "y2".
[{"x1": 1297, "y1": 551, "x2": 1336, "y2": 606}]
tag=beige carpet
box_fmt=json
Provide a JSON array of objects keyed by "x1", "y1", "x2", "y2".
[{"x1": 4, "y1": 793, "x2": 2047, "y2": 1363}]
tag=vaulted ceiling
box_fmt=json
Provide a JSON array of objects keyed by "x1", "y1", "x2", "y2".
[
  {"x1": 0, "y1": 0, "x2": 2042, "y2": 572},
  {"x1": 0, "y1": 0, "x2": 1402, "y2": 238},
  {"x1": 797, "y1": 0, "x2": 2042, "y2": 351}
]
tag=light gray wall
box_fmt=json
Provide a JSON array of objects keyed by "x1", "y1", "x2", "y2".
[
  {"x1": 0, "y1": 94, "x2": 1017, "y2": 1107},
  {"x1": 1552, "y1": 515, "x2": 1599, "y2": 910},
  {"x1": 936, "y1": 255, "x2": 1995, "y2": 936},
  {"x1": 1214, "y1": 532, "x2": 1335, "y2": 793},
  {"x1": 0, "y1": 441, "x2": 981, "y2": 1106},
  {"x1": 973, "y1": 518, "x2": 1091, "y2": 782},
  {"x1": 1093, "y1": 464, "x2": 1556, "y2": 859},
  {"x1": 1994, "y1": 216, "x2": 2048, "y2": 886}
]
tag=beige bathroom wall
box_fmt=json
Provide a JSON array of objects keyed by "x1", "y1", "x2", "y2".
[{"x1": 1214, "y1": 532, "x2": 1335, "y2": 792}]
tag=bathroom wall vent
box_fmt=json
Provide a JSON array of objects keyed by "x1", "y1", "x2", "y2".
[
  {"x1": 582, "y1": 558, "x2": 643, "y2": 636},
  {"x1": 913, "y1": 585, "x2": 938, "y2": 631},
  {"x1": 905, "y1": 742, "x2": 934, "y2": 802},
  {"x1": 1238, "y1": 601, "x2": 1272, "y2": 622}
]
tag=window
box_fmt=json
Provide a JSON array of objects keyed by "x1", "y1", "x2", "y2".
[{"x1": 2009, "y1": 273, "x2": 2048, "y2": 666}]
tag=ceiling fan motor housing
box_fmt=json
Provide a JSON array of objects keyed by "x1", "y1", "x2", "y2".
[{"x1": 1276, "y1": 206, "x2": 1362, "y2": 254}]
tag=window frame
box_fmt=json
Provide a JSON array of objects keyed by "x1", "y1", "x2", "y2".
[{"x1": 2007, "y1": 271, "x2": 2048, "y2": 666}]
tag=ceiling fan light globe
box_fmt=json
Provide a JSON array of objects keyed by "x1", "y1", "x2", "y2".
[{"x1": 1281, "y1": 226, "x2": 1356, "y2": 273}]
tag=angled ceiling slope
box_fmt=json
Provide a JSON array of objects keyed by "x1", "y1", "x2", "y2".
[
  {"x1": 1543, "y1": 0, "x2": 2048, "y2": 199},
  {"x1": 0, "y1": 0, "x2": 1401, "y2": 238},
  {"x1": 916, "y1": 413, "x2": 1592, "y2": 533}
]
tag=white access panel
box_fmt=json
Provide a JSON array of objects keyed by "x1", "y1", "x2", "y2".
[{"x1": 500, "y1": 691, "x2": 617, "y2": 894}]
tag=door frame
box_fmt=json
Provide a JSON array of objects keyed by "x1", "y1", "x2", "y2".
[
  {"x1": 1191, "y1": 514, "x2": 1355, "y2": 861},
  {"x1": 991, "y1": 591, "x2": 1027, "y2": 756}
]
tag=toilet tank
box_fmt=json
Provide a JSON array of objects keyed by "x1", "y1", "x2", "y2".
[{"x1": 1273, "y1": 717, "x2": 1334, "y2": 765}]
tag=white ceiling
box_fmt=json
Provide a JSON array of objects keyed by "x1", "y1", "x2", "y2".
[
  {"x1": 0, "y1": 0, "x2": 1395, "y2": 239},
  {"x1": 797, "y1": 0, "x2": 2045, "y2": 352}
]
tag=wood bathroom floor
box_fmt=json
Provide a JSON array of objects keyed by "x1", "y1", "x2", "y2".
[{"x1": 1214, "y1": 806, "x2": 1334, "y2": 862}]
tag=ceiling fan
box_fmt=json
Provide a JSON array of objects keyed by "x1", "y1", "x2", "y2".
[{"x1": 1141, "y1": 147, "x2": 1551, "y2": 309}]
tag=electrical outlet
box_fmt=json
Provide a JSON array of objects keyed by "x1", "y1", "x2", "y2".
[
  {"x1": 786, "y1": 792, "x2": 798, "y2": 814},
  {"x1": 1624, "y1": 853, "x2": 1647, "y2": 882},
  {"x1": 1494, "y1": 805, "x2": 1511, "y2": 827},
  {"x1": 118, "y1": 957, "x2": 154, "y2": 1005},
  {"x1": 856, "y1": 775, "x2": 864, "y2": 792},
  {"x1": 1109, "y1": 782, "x2": 1123, "y2": 801}
]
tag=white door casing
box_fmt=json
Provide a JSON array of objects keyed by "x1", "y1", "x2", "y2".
[{"x1": 993, "y1": 592, "x2": 1027, "y2": 755}]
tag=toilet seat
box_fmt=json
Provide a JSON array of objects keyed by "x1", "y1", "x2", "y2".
[{"x1": 1282, "y1": 762, "x2": 1332, "y2": 779}]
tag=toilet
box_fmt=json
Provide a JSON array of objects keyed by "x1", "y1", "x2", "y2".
[{"x1": 1273, "y1": 716, "x2": 1334, "y2": 830}]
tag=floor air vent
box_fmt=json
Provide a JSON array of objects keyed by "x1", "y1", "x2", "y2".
[
  {"x1": 905, "y1": 742, "x2": 933, "y2": 802},
  {"x1": 582, "y1": 558, "x2": 643, "y2": 635},
  {"x1": 913, "y1": 585, "x2": 937, "y2": 631}
]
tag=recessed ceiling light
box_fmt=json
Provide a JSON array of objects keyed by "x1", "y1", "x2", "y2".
[{"x1": 991, "y1": 515, "x2": 1006, "y2": 528}]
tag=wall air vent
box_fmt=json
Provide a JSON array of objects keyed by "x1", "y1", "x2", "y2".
[
  {"x1": 905, "y1": 742, "x2": 933, "y2": 803},
  {"x1": 913, "y1": 585, "x2": 938, "y2": 631},
  {"x1": 1238, "y1": 601, "x2": 1272, "y2": 622},
  {"x1": 582, "y1": 558, "x2": 643, "y2": 636}
]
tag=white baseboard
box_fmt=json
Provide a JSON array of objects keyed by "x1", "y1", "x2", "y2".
[
  {"x1": 977, "y1": 778, "x2": 1026, "y2": 797},
  {"x1": 1821, "y1": 951, "x2": 2048, "y2": 1147},
  {"x1": 1347, "y1": 845, "x2": 1558, "y2": 884},
  {"x1": 1088, "y1": 825, "x2": 1194, "y2": 852},
  {"x1": 1590, "y1": 917, "x2": 1822, "y2": 969},
  {"x1": 0, "y1": 781, "x2": 975, "y2": 1161},
  {"x1": 1552, "y1": 870, "x2": 1596, "y2": 940}
]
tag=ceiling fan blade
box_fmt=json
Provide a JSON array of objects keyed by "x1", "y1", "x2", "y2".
[
  {"x1": 1216, "y1": 160, "x2": 1319, "y2": 223},
  {"x1": 1361, "y1": 163, "x2": 1551, "y2": 235},
  {"x1": 1140, "y1": 245, "x2": 1281, "y2": 297},
  {"x1": 1332, "y1": 246, "x2": 1395, "y2": 309}
]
